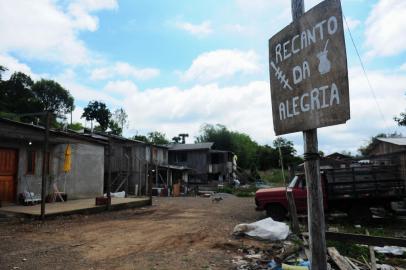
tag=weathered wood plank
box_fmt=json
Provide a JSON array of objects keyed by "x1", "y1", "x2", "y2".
[
  {"x1": 286, "y1": 189, "x2": 300, "y2": 234},
  {"x1": 325, "y1": 232, "x2": 406, "y2": 247},
  {"x1": 366, "y1": 230, "x2": 377, "y2": 270},
  {"x1": 327, "y1": 247, "x2": 353, "y2": 270},
  {"x1": 304, "y1": 129, "x2": 327, "y2": 270}
]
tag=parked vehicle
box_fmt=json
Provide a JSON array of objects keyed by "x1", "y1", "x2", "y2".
[{"x1": 255, "y1": 165, "x2": 406, "y2": 223}]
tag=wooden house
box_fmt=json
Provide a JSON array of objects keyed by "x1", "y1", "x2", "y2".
[
  {"x1": 89, "y1": 133, "x2": 150, "y2": 197},
  {"x1": 168, "y1": 143, "x2": 235, "y2": 187},
  {"x1": 93, "y1": 133, "x2": 189, "y2": 197},
  {"x1": 366, "y1": 137, "x2": 406, "y2": 185}
]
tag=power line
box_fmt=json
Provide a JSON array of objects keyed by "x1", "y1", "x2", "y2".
[{"x1": 343, "y1": 14, "x2": 390, "y2": 131}]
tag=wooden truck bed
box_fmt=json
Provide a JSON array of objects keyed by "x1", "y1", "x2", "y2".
[{"x1": 324, "y1": 165, "x2": 405, "y2": 201}]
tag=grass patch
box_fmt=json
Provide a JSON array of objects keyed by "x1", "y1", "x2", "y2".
[
  {"x1": 327, "y1": 240, "x2": 385, "y2": 262},
  {"x1": 258, "y1": 169, "x2": 288, "y2": 187},
  {"x1": 217, "y1": 185, "x2": 258, "y2": 197},
  {"x1": 217, "y1": 186, "x2": 233, "y2": 194},
  {"x1": 234, "y1": 190, "x2": 256, "y2": 197}
]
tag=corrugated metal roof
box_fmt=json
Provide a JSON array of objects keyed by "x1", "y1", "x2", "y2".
[
  {"x1": 168, "y1": 142, "x2": 214, "y2": 151},
  {"x1": 0, "y1": 117, "x2": 107, "y2": 145},
  {"x1": 377, "y1": 137, "x2": 406, "y2": 146}
]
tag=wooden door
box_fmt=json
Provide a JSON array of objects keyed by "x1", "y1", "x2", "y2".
[{"x1": 0, "y1": 148, "x2": 18, "y2": 202}]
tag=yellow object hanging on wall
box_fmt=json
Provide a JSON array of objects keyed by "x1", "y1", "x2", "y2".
[{"x1": 63, "y1": 144, "x2": 71, "y2": 173}]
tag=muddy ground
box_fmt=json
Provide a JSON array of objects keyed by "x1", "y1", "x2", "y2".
[{"x1": 0, "y1": 196, "x2": 267, "y2": 270}]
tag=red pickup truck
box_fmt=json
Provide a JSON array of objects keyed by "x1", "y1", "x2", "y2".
[{"x1": 255, "y1": 166, "x2": 405, "y2": 222}]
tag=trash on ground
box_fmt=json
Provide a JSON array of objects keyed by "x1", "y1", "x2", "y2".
[
  {"x1": 233, "y1": 218, "x2": 290, "y2": 241},
  {"x1": 103, "y1": 191, "x2": 125, "y2": 198},
  {"x1": 231, "y1": 241, "x2": 307, "y2": 270},
  {"x1": 376, "y1": 264, "x2": 396, "y2": 270},
  {"x1": 374, "y1": 246, "x2": 406, "y2": 256}
]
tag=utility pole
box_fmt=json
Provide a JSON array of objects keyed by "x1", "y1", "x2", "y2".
[
  {"x1": 291, "y1": 0, "x2": 327, "y2": 269},
  {"x1": 40, "y1": 111, "x2": 51, "y2": 220},
  {"x1": 106, "y1": 139, "x2": 112, "y2": 210}
]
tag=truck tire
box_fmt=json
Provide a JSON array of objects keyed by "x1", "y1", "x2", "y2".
[
  {"x1": 348, "y1": 205, "x2": 372, "y2": 224},
  {"x1": 266, "y1": 204, "x2": 287, "y2": 221}
]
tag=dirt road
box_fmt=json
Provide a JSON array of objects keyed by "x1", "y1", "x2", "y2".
[{"x1": 0, "y1": 196, "x2": 265, "y2": 270}]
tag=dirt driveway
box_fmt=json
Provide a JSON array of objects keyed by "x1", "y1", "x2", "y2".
[{"x1": 0, "y1": 196, "x2": 265, "y2": 270}]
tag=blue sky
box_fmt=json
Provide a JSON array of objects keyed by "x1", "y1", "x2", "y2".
[{"x1": 1, "y1": 0, "x2": 406, "y2": 155}]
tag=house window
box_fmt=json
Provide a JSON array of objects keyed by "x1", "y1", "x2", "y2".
[{"x1": 27, "y1": 151, "x2": 36, "y2": 174}]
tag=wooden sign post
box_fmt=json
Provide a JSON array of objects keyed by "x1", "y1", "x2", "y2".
[{"x1": 269, "y1": 0, "x2": 349, "y2": 269}]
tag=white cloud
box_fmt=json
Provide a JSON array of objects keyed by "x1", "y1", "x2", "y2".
[
  {"x1": 52, "y1": 69, "x2": 121, "y2": 106},
  {"x1": 55, "y1": 64, "x2": 406, "y2": 156},
  {"x1": 174, "y1": 21, "x2": 213, "y2": 37},
  {"x1": 68, "y1": 106, "x2": 86, "y2": 126},
  {"x1": 119, "y1": 80, "x2": 274, "y2": 143},
  {"x1": 0, "y1": 0, "x2": 117, "y2": 65},
  {"x1": 365, "y1": 0, "x2": 406, "y2": 57},
  {"x1": 0, "y1": 54, "x2": 34, "y2": 79},
  {"x1": 345, "y1": 17, "x2": 361, "y2": 30},
  {"x1": 104, "y1": 80, "x2": 139, "y2": 97},
  {"x1": 400, "y1": 63, "x2": 406, "y2": 72},
  {"x1": 68, "y1": 0, "x2": 118, "y2": 31},
  {"x1": 90, "y1": 62, "x2": 160, "y2": 81},
  {"x1": 182, "y1": 49, "x2": 261, "y2": 82},
  {"x1": 223, "y1": 24, "x2": 251, "y2": 35}
]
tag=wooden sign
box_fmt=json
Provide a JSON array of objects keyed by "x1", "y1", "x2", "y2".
[{"x1": 269, "y1": 0, "x2": 349, "y2": 135}]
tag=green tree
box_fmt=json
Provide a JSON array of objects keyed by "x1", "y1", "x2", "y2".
[
  {"x1": 273, "y1": 137, "x2": 300, "y2": 166},
  {"x1": 172, "y1": 136, "x2": 181, "y2": 143},
  {"x1": 0, "y1": 72, "x2": 42, "y2": 118},
  {"x1": 112, "y1": 108, "x2": 128, "y2": 131},
  {"x1": 147, "y1": 131, "x2": 169, "y2": 145},
  {"x1": 230, "y1": 131, "x2": 259, "y2": 169},
  {"x1": 257, "y1": 145, "x2": 279, "y2": 171},
  {"x1": 196, "y1": 124, "x2": 258, "y2": 169},
  {"x1": 0, "y1": 65, "x2": 7, "y2": 80},
  {"x1": 31, "y1": 79, "x2": 74, "y2": 118},
  {"x1": 81, "y1": 101, "x2": 111, "y2": 131},
  {"x1": 358, "y1": 133, "x2": 386, "y2": 156},
  {"x1": 394, "y1": 111, "x2": 406, "y2": 126},
  {"x1": 108, "y1": 120, "x2": 122, "y2": 135},
  {"x1": 132, "y1": 134, "x2": 148, "y2": 143},
  {"x1": 196, "y1": 124, "x2": 233, "y2": 151},
  {"x1": 67, "y1": 122, "x2": 84, "y2": 131}
]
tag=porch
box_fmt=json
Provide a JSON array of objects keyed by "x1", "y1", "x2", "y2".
[{"x1": 0, "y1": 197, "x2": 151, "y2": 218}]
